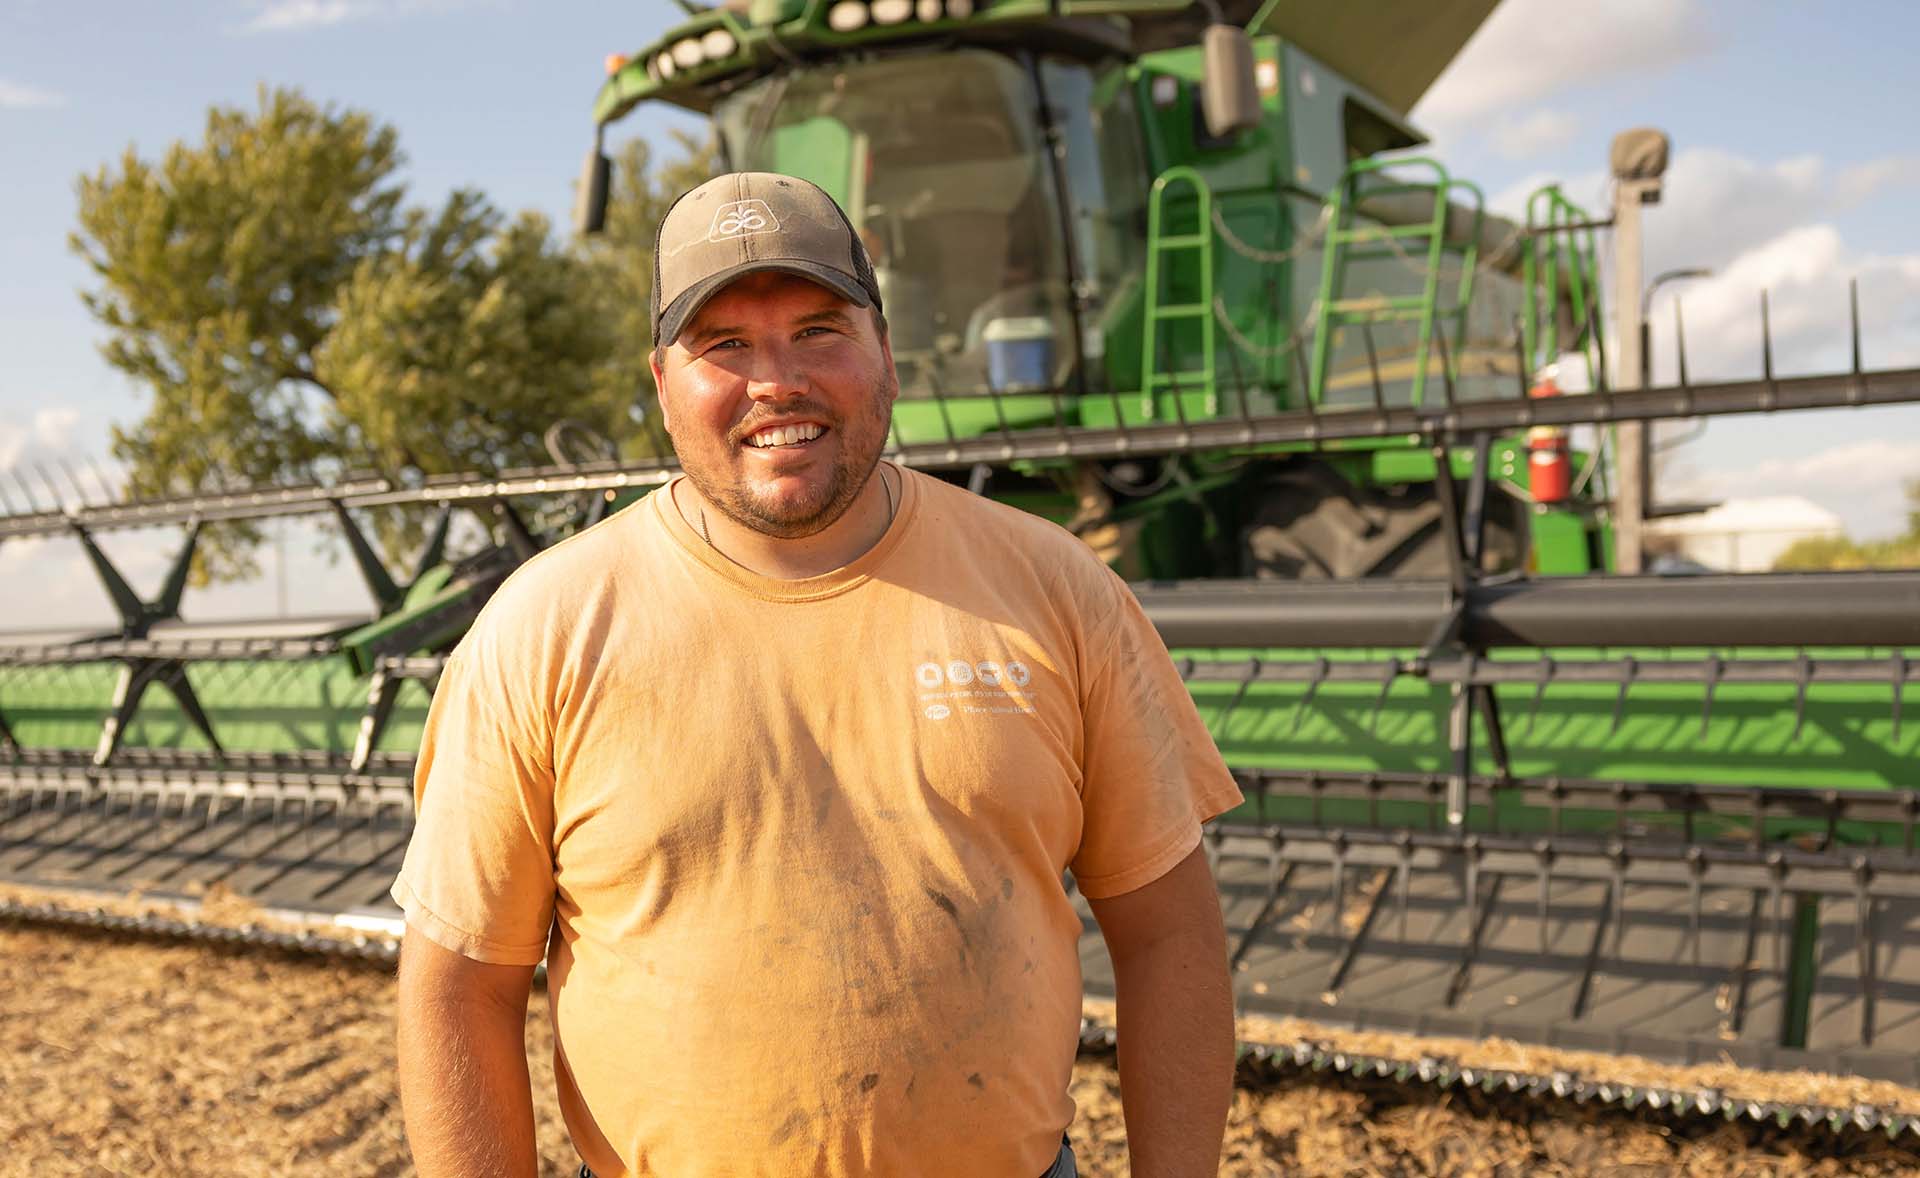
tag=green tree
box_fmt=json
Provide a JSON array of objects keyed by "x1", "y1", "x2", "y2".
[
  {"x1": 1772, "y1": 534, "x2": 1869, "y2": 571},
  {"x1": 575, "y1": 131, "x2": 720, "y2": 457},
  {"x1": 72, "y1": 86, "x2": 712, "y2": 580},
  {"x1": 1772, "y1": 477, "x2": 1920, "y2": 570}
]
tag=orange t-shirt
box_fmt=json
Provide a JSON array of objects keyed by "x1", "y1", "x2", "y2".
[{"x1": 392, "y1": 466, "x2": 1242, "y2": 1177}]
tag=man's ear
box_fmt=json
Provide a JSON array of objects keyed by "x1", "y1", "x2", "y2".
[
  {"x1": 649, "y1": 349, "x2": 672, "y2": 431},
  {"x1": 876, "y1": 323, "x2": 899, "y2": 408}
]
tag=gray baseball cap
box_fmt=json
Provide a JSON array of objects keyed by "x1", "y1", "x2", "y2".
[{"x1": 651, "y1": 171, "x2": 883, "y2": 348}]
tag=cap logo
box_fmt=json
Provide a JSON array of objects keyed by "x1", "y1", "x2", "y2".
[{"x1": 707, "y1": 199, "x2": 780, "y2": 242}]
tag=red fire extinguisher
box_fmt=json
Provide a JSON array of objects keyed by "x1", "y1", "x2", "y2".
[{"x1": 1526, "y1": 366, "x2": 1571, "y2": 504}]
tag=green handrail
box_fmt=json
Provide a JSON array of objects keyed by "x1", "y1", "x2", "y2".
[
  {"x1": 1140, "y1": 166, "x2": 1217, "y2": 417},
  {"x1": 1522, "y1": 184, "x2": 1606, "y2": 386},
  {"x1": 1308, "y1": 156, "x2": 1477, "y2": 408}
]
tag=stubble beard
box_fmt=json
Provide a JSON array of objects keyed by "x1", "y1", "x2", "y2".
[{"x1": 673, "y1": 372, "x2": 896, "y2": 541}]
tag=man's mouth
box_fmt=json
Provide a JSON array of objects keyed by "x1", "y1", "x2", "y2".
[{"x1": 743, "y1": 422, "x2": 826, "y2": 450}]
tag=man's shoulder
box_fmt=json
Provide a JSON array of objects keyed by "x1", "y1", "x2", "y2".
[
  {"x1": 461, "y1": 494, "x2": 662, "y2": 651},
  {"x1": 906, "y1": 469, "x2": 1105, "y2": 562},
  {"x1": 901, "y1": 468, "x2": 1126, "y2": 610}
]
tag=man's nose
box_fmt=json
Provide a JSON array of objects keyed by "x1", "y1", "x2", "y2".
[{"x1": 744, "y1": 346, "x2": 809, "y2": 402}]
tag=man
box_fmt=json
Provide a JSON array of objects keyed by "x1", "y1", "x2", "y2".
[{"x1": 393, "y1": 172, "x2": 1242, "y2": 1178}]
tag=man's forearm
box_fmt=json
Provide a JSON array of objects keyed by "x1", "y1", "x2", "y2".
[
  {"x1": 396, "y1": 969, "x2": 539, "y2": 1176},
  {"x1": 1110, "y1": 937, "x2": 1236, "y2": 1177}
]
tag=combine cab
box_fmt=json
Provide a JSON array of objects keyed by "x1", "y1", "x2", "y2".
[{"x1": 5, "y1": 0, "x2": 1920, "y2": 1126}]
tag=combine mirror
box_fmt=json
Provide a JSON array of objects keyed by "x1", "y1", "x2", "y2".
[
  {"x1": 1200, "y1": 23, "x2": 1260, "y2": 139},
  {"x1": 575, "y1": 128, "x2": 611, "y2": 236}
]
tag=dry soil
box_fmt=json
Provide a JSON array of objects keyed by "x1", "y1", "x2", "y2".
[{"x1": 1, "y1": 921, "x2": 1915, "y2": 1177}]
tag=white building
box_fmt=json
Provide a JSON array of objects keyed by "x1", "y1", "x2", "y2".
[{"x1": 1644, "y1": 495, "x2": 1846, "y2": 573}]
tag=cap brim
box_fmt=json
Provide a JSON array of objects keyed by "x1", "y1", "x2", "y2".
[{"x1": 657, "y1": 261, "x2": 874, "y2": 349}]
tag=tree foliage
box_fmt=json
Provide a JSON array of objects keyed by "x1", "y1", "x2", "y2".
[
  {"x1": 71, "y1": 86, "x2": 714, "y2": 580},
  {"x1": 574, "y1": 130, "x2": 720, "y2": 457},
  {"x1": 1772, "y1": 477, "x2": 1920, "y2": 570}
]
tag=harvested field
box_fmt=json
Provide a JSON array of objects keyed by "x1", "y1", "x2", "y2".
[{"x1": 1, "y1": 920, "x2": 1917, "y2": 1177}]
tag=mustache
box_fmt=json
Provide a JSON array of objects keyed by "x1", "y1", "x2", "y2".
[{"x1": 729, "y1": 404, "x2": 839, "y2": 444}]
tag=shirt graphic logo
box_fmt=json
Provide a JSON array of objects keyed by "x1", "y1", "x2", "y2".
[
  {"x1": 915, "y1": 656, "x2": 1036, "y2": 718},
  {"x1": 707, "y1": 199, "x2": 780, "y2": 241}
]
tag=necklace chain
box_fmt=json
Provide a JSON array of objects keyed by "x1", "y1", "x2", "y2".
[{"x1": 698, "y1": 465, "x2": 896, "y2": 553}]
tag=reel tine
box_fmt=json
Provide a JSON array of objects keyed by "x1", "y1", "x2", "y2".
[
  {"x1": 1698, "y1": 654, "x2": 1723, "y2": 739},
  {"x1": 244, "y1": 793, "x2": 261, "y2": 853},
  {"x1": 1290, "y1": 657, "x2": 1329, "y2": 737},
  {"x1": 1533, "y1": 839, "x2": 1553, "y2": 957},
  {"x1": 1207, "y1": 658, "x2": 1260, "y2": 744},
  {"x1": 1686, "y1": 846, "x2": 1706, "y2": 970},
  {"x1": 1394, "y1": 831, "x2": 1413, "y2": 943},
  {"x1": 1462, "y1": 837, "x2": 1482, "y2": 945},
  {"x1": 1521, "y1": 658, "x2": 1553, "y2": 741},
  {"x1": 1892, "y1": 652, "x2": 1907, "y2": 743},
  {"x1": 1607, "y1": 841, "x2": 1628, "y2": 961},
  {"x1": 1767, "y1": 850, "x2": 1789, "y2": 979},
  {"x1": 1324, "y1": 830, "x2": 1347, "y2": 932},
  {"x1": 1609, "y1": 657, "x2": 1637, "y2": 736},
  {"x1": 1366, "y1": 658, "x2": 1400, "y2": 736},
  {"x1": 1854, "y1": 854, "x2": 1877, "y2": 1046},
  {"x1": 1788, "y1": 652, "x2": 1813, "y2": 745}
]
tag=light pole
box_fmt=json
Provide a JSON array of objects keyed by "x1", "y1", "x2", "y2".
[{"x1": 1610, "y1": 128, "x2": 1672, "y2": 574}]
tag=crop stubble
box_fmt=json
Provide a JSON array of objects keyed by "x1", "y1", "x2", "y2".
[{"x1": 1, "y1": 922, "x2": 1916, "y2": 1177}]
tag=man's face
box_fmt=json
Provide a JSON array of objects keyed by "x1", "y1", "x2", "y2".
[{"x1": 652, "y1": 271, "x2": 897, "y2": 539}]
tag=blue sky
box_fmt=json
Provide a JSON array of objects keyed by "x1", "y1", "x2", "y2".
[{"x1": 2, "y1": 0, "x2": 1917, "y2": 623}]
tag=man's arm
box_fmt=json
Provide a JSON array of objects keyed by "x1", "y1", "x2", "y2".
[
  {"x1": 1086, "y1": 843, "x2": 1235, "y2": 1178},
  {"x1": 395, "y1": 929, "x2": 541, "y2": 1178}
]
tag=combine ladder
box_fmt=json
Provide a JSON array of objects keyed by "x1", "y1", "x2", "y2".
[
  {"x1": 1139, "y1": 166, "x2": 1217, "y2": 419},
  {"x1": 1306, "y1": 158, "x2": 1485, "y2": 407},
  {"x1": 1522, "y1": 183, "x2": 1608, "y2": 384}
]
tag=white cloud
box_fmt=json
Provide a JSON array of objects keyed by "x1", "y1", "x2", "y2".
[
  {"x1": 1491, "y1": 109, "x2": 1579, "y2": 162},
  {"x1": 1487, "y1": 170, "x2": 1563, "y2": 220},
  {"x1": 1835, "y1": 156, "x2": 1920, "y2": 208},
  {"x1": 0, "y1": 408, "x2": 118, "y2": 511},
  {"x1": 241, "y1": 0, "x2": 363, "y2": 31},
  {"x1": 1641, "y1": 150, "x2": 1827, "y2": 278},
  {"x1": 33, "y1": 408, "x2": 79, "y2": 452},
  {"x1": 1415, "y1": 0, "x2": 1717, "y2": 133},
  {"x1": 0, "y1": 79, "x2": 67, "y2": 109},
  {"x1": 235, "y1": 0, "x2": 481, "y2": 34},
  {"x1": 1488, "y1": 146, "x2": 1920, "y2": 389},
  {"x1": 1665, "y1": 439, "x2": 1920, "y2": 541},
  {"x1": 1649, "y1": 223, "x2": 1920, "y2": 382}
]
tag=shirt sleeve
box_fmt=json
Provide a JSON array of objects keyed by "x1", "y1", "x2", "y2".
[
  {"x1": 1069, "y1": 565, "x2": 1243, "y2": 899},
  {"x1": 390, "y1": 621, "x2": 558, "y2": 966}
]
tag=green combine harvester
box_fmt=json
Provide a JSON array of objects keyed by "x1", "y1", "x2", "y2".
[{"x1": 4, "y1": 0, "x2": 1920, "y2": 1130}]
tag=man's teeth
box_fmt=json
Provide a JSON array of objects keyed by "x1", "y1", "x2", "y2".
[{"x1": 747, "y1": 423, "x2": 825, "y2": 448}]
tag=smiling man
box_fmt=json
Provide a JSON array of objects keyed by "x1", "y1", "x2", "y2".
[{"x1": 392, "y1": 173, "x2": 1241, "y2": 1178}]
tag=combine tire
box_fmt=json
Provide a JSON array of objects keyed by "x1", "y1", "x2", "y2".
[{"x1": 1242, "y1": 461, "x2": 1525, "y2": 579}]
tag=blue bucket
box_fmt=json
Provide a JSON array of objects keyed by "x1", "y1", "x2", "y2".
[{"x1": 984, "y1": 316, "x2": 1055, "y2": 394}]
